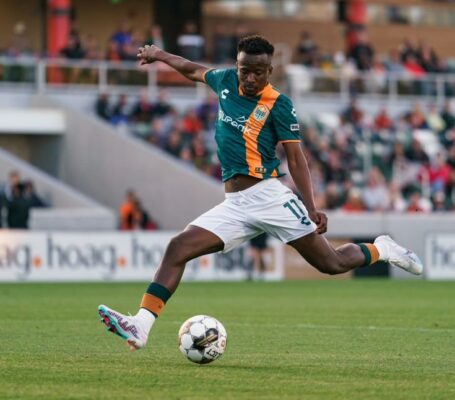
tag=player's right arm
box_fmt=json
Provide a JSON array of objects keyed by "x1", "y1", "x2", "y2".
[{"x1": 137, "y1": 45, "x2": 209, "y2": 83}]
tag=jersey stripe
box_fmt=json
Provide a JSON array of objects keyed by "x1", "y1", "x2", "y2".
[
  {"x1": 279, "y1": 139, "x2": 301, "y2": 143},
  {"x1": 243, "y1": 85, "x2": 280, "y2": 178}
]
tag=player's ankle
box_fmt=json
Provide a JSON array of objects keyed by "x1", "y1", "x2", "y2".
[{"x1": 135, "y1": 308, "x2": 156, "y2": 334}]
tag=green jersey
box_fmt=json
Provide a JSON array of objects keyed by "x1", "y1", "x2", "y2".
[{"x1": 203, "y1": 68, "x2": 301, "y2": 182}]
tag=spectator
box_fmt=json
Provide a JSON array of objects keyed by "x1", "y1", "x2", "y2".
[
  {"x1": 296, "y1": 31, "x2": 318, "y2": 67},
  {"x1": 196, "y1": 94, "x2": 218, "y2": 130},
  {"x1": 130, "y1": 90, "x2": 153, "y2": 124},
  {"x1": 60, "y1": 35, "x2": 85, "y2": 59},
  {"x1": 374, "y1": 108, "x2": 393, "y2": 130},
  {"x1": 417, "y1": 42, "x2": 440, "y2": 73},
  {"x1": 341, "y1": 99, "x2": 364, "y2": 127},
  {"x1": 399, "y1": 38, "x2": 418, "y2": 63},
  {"x1": 390, "y1": 142, "x2": 420, "y2": 191},
  {"x1": 191, "y1": 134, "x2": 210, "y2": 170},
  {"x1": 441, "y1": 101, "x2": 455, "y2": 132},
  {"x1": 181, "y1": 109, "x2": 203, "y2": 143},
  {"x1": 342, "y1": 188, "x2": 365, "y2": 212},
  {"x1": 144, "y1": 25, "x2": 165, "y2": 49},
  {"x1": 164, "y1": 129, "x2": 183, "y2": 157},
  {"x1": 406, "y1": 187, "x2": 431, "y2": 212},
  {"x1": 212, "y1": 24, "x2": 235, "y2": 63},
  {"x1": 127, "y1": 199, "x2": 158, "y2": 231},
  {"x1": 111, "y1": 19, "x2": 132, "y2": 54},
  {"x1": 348, "y1": 30, "x2": 374, "y2": 71},
  {"x1": 106, "y1": 38, "x2": 122, "y2": 62},
  {"x1": 151, "y1": 90, "x2": 172, "y2": 119},
  {"x1": 419, "y1": 152, "x2": 451, "y2": 194},
  {"x1": 447, "y1": 145, "x2": 455, "y2": 170},
  {"x1": 426, "y1": 104, "x2": 445, "y2": 133},
  {"x1": 111, "y1": 93, "x2": 130, "y2": 125},
  {"x1": 122, "y1": 29, "x2": 144, "y2": 61},
  {"x1": 362, "y1": 167, "x2": 390, "y2": 211},
  {"x1": 405, "y1": 137, "x2": 430, "y2": 164},
  {"x1": 385, "y1": 49, "x2": 405, "y2": 76},
  {"x1": 432, "y1": 191, "x2": 448, "y2": 211},
  {"x1": 403, "y1": 55, "x2": 426, "y2": 78},
  {"x1": 119, "y1": 190, "x2": 137, "y2": 230},
  {"x1": 248, "y1": 233, "x2": 269, "y2": 280},
  {"x1": 23, "y1": 181, "x2": 45, "y2": 208},
  {"x1": 1, "y1": 170, "x2": 21, "y2": 202},
  {"x1": 95, "y1": 92, "x2": 111, "y2": 121},
  {"x1": 407, "y1": 103, "x2": 428, "y2": 130},
  {"x1": 177, "y1": 21, "x2": 205, "y2": 61},
  {"x1": 388, "y1": 182, "x2": 407, "y2": 212},
  {"x1": 7, "y1": 183, "x2": 29, "y2": 228}
]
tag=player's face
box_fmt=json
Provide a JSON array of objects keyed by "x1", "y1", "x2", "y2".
[{"x1": 237, "y1": 52, "x2": 273, "y2": 97}]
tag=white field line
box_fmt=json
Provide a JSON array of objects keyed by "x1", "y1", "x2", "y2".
[{"x1": 167, "y1": 321, "x2": 455, "y2": 334}]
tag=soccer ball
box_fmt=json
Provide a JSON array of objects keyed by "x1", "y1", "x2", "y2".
[{"x1": 178, "y1": 315, "x2": 227, "y2": 364}]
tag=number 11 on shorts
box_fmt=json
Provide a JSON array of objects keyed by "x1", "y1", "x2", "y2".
[{"x1": 283, "y1": 199, "x2": 311, "y2": 225}]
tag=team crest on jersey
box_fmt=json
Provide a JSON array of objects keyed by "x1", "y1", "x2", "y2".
[{"x1": 253, "y1": 105, "x2": 269, "y2": 122}]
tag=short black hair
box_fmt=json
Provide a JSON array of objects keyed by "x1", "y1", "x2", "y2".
[{"x1": 237, "y1": 35, "x2": 274, "y2": 56}]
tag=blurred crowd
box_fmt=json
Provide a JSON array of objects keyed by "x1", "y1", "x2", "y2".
[
  {"x1": 296, "y1": 99, "x2": 455, "y2": 213},
  {"x1": 2, "y1": 19, "x2": 455, "y2": 78},
  {"x1": 0, "y1": 170, "x2": 46, "y2": 229},
  {"x1": 96, "y1": 92, "x2": 455, "y2": 213},
  {"x1": 96, "y1": 89, "x2": 221, "y2": 180},
  {"x1": 296, "y1": 30, "x2": 450, "y2": 75}
]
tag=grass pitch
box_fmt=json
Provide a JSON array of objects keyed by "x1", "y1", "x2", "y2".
[{"x1": 0, "y1": 280, "x2": 454, "y2": 400}]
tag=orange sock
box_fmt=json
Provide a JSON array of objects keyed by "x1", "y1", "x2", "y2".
[
  {"x1": 140, "y1": 282, "x2": 172, "y2": 317},
  {"x1": 140, "y1": 293, "x2": 166, "y2": 317},
  {"x1": 358, "y1": 243, "x2": 380, "y2": 266}
]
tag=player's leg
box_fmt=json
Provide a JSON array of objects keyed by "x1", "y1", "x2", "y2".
[
  {"x1": 99, "y1": 194, "x2": 260, "y2": 350},
  {"x1": 288, "y1": 232, "x2": 369, "y2": 274},
  {"x1": 289, "y1": 232, "x2": 423, "y2": 275},
  {"x1": 99, "y1": 225, "x2": 224, "y2": 350},
  {"x1": 252, "y1": 179, "x2": 422, "y2": 276}
]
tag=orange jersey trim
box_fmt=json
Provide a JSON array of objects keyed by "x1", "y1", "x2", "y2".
[
  {"x1": 243, "y1": 85, "x2": 280, "y2": 178},
  {"x1": 201, "y1": 68, "x2": 214, "y2": 83},
  {"x1": 279, "y1": 140, "x2": 301, "y2": 144}
]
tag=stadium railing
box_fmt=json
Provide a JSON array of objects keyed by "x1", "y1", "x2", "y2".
[
  {"x1": 0, "y1": 56, "x2": 208, "y2": 99},
  {"x1": 1, "y1": 57, "x2": 454, "y2": 104},
  {"x1": 286, "y1": 64, "x2": 455, "y2": 105}
]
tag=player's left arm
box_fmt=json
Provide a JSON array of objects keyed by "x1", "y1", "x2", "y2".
[
  {"x1": 283, "y1": 142, "x2": 327, "y2": 234},
  {"x1": 272, "y1": 94, "x2": 327, "y2": 234}
]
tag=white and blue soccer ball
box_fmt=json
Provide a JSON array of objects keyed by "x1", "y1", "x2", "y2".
[{"x1": 178, "y1": 315, "x2": 227, "y2": 364}]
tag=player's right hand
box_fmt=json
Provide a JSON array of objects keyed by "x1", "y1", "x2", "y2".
[{"x1": 137, "y1": 45, "x2": 161, "y2": 65}]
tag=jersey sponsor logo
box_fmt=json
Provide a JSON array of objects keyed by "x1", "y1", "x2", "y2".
[
  {"x1": 253, "y1": 105, "x2": 269, "y2": 122},
  {"x1": 220, "y1": 89, "x2": 229, "y2": 99},
  {"x1": 290, "y1": 124, "x2": 300, "y2": 131},
  {"x1": 218, "y1": 110, "x2": 251, "y2": 135}
]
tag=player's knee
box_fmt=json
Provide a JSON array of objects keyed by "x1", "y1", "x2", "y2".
[{"x1": 165, "y1": 234, "x2": 197, "y2": 264}]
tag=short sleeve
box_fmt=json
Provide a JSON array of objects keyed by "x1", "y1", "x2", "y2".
[
  {"x1": 271, "y1": 94, "x2": 301, "y2": 142},
  {"x1": 203, "y1": 68, "x2": 228, "y2": 93}
]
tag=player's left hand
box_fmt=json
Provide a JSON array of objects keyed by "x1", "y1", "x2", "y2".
[
  {"x1": 137, "y1": 44, "x2": 161, "y2": 65},
  {"x1": 309, "y1": 210, "x2": 328, "y2": 234}
]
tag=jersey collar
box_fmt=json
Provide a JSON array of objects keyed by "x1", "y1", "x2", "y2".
[{"x1": 238, "y1": 83, "x2": 272, "y2": 98}]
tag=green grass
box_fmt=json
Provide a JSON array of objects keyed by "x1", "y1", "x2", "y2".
[{"x1": 0, "y1": 280, "x2": 454, "y2": 400}]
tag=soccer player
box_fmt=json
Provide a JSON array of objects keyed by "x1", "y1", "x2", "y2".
[{"x1": 98, "y1": 36, "x2": 423, "y2": 350}]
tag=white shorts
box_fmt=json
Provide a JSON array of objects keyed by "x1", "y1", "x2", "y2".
[{"x1": 189, "y1": 178, "x2": 317, "y2": 253}]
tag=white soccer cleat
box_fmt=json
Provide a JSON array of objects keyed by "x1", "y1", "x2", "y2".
[
  {"x1": 374, "y1": 235, "x2": 423, "y2": 275},
  {"x1": 98, "y1": 304, "x2": 148, "y2": 351}
]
